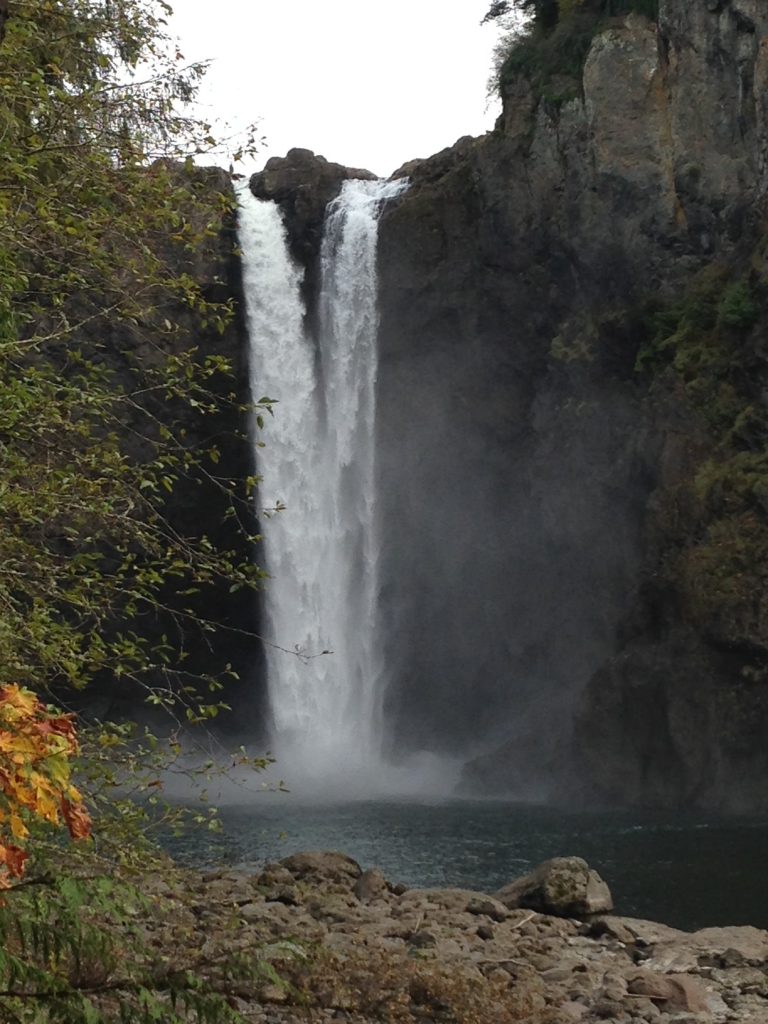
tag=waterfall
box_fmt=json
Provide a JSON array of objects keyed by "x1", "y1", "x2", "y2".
[{"x1": 239, "y1": 179, "x2": 408, "y2": 791}]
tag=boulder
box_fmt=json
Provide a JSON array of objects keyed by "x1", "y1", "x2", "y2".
[
  {"x1": 495, "y1": 857, "x2": 614, "y2": 918},
  {"x1": 587, "y1": 915, "x2": 687, "y2": 947},
  {"x1": 687, "y1": 925, "x2": 768, "y2": 965},
  {"x1": 626, "y1": 970, "x2": 725, "y2": 1017},
  {"x1": 279, "y1": 850, "x2": 362, "y2": 884},
  {"x1": 396, "y1": 887, "x2": 512, "y2": 922},
  {"x1": 465, "y1": 895, "x2": 509, "y2": 922},
  {"x1": 353, "y1": 868, "x2": 389, "y2": 902}
]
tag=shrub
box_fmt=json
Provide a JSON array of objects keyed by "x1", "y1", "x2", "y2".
[
  {"x1": 491, "y1": 0, "x2": 661, "y2": 102},
  {"x1": 718, "y1": 280, "x2": 760, "y2": 330}
]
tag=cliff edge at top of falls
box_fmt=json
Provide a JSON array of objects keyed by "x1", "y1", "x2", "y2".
[
  {"x1": 382, "y1": 1, "x2": 768, "y2": 300},
  {"x1": 251, "y1": 0, "x2": 768, "y2": 812},
  {"x1": 250, "y1": 148, "x2": 376, "y2": 315}
]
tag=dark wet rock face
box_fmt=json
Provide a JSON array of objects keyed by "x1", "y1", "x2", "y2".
[{"x1": 372, "y1": 0, "x2": 768, "y2": 809}]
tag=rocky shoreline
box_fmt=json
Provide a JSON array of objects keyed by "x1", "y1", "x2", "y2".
[{"x1": 139, "y1": 852, "x2": 768, "y2": 1023}]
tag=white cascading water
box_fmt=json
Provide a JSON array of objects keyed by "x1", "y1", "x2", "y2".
[{"x1": 239, "y1": 178, "x2": 411, "y2": 793}]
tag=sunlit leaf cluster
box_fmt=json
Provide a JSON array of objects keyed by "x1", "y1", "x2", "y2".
[{"x1": 0, "y1": 684, "x2": 91, "y2": 888}]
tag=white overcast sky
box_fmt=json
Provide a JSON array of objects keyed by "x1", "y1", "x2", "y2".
[{"x1": 168, "y1": 1, "x2": 507, "y2": 177}]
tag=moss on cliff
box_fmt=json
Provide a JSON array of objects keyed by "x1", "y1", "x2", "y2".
[{"x1": 634, "y1": 235, "x2": 768, "y2": 660}]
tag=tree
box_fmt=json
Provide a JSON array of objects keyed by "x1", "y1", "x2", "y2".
[
  {"x1": 0, "y1": 3, "x2": 291, "y2": 1019},
  {"x1": 483, "y1": 0, "x2": 559, "y2": 31},
  {"x1": 0, "y1": 0, "x2": 272, "y2": 898},
  {"x1": 0, "y1": 0, "x2": 265, "y2": 710},
  {"x1": 0, "y1": 4, "x2": 277, "y2": 1017}
]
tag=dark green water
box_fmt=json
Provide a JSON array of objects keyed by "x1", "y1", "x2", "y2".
[{"x1": 162, "y1": 800, "x2": 768, "y2": 932}]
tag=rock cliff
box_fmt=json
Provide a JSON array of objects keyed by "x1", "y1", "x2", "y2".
[
  {"x1": 376, "y1": 0, "x2": 768, "y2": 809},
  {"x1": 250, "y1": 0, "x2": 768, "y2": 809},
  {"x1": 81, "y1": 165, "x2": 264, "y2": 731}
]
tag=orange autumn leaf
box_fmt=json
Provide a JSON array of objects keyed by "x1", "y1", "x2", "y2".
[
  {"x1": 0, "y1": 843, "x2": 29, "y2": 880},
  {"x1": 36, "y1": 715, "x2": 77, "y2": 744},
  {"x1": 61, "y1": 798, "x2": 91, "y2": 842},
  {"x1": 0, "y1": 685, "x2": 91, "y2": 883},
  {"x1": 0, "y1": 685, "x2": 41, "y2": 716}
]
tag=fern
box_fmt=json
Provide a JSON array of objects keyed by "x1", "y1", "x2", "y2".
[{"x1": 0, "y1": 865, "x2": 294, "y2": 1023}]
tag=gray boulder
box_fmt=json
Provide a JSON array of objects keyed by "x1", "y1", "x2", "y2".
[
  {"x1": 279, "y1": 851, "x2": 362, "y2": 884},
  {"x1": 495, "y1": 857, "x2": 613, "y2": 918},
  {"x1": 353, "y1": 868, "x2": 389, "y2": 902}
]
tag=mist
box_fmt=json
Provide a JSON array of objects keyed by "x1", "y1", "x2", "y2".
[{"x1": 375, "y1": 202, "x2": 655, "y2": 798}]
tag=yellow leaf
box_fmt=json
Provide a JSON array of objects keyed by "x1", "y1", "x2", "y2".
[
  {"x1": 0, "y1": 686, "x2": 91, "y2": 861},
  {"x1": 0, "y1": 686, "x2": 40, "y2": 716},
  {"x1": 9, "y1": 814, "x2": 28, "y2": 840}
]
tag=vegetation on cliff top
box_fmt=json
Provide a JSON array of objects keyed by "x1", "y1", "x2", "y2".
[
  {"x1": 484, "y1": 0, "x2": 659, "y2": 29},
  {"x1": 485, "y1": 0, "x2": 660, "y2": 101}
]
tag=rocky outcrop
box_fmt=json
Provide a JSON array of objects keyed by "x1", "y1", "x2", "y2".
[
  {"x1": 496, "y1": 857, "x2": 614, "y2": 918},
  {"x1": 135, "y1": 852, "x2": 768, "y2": 1023},
  {"x1": 250, "y1": 148, "x2": 374, "y2": 319}
]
